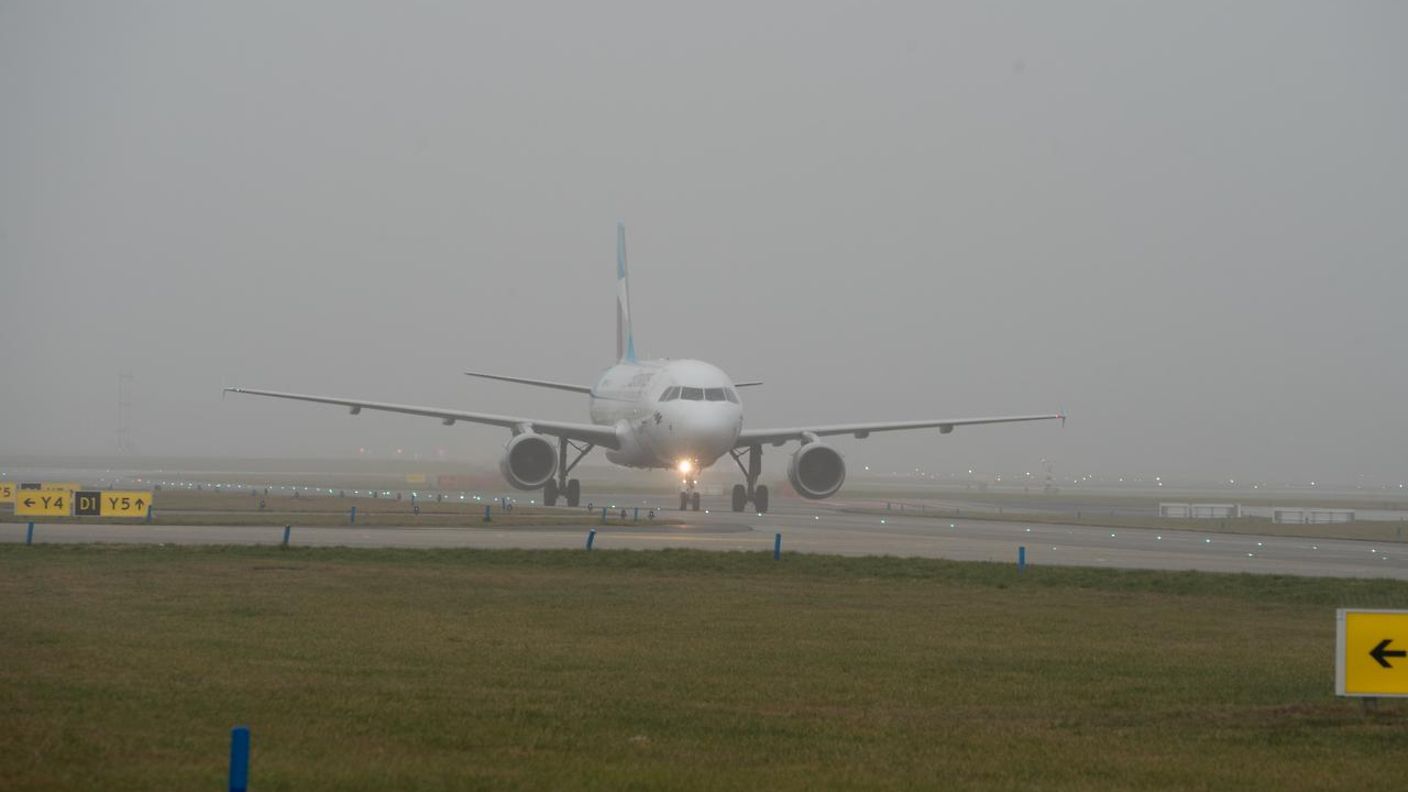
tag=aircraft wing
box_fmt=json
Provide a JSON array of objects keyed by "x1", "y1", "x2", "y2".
[
  {"x1": 464, "y1": 371, "x2": 594, "y2": 394},
  {"x1": 224, "y1": 387, "x2": 622, "y2": 449},
  {"x1": 736, "y1": 413, "x2": 1064, "y2": 447}
]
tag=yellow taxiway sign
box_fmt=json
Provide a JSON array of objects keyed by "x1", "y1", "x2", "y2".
[
  {"x1": 99, "y1": 491, "x2": 153, "y2": 518},
  {"x1": 0, "y1": 482, "x2": 14, "y2": 503},
  {"x1": 1337, "y1": 609, "x2": 1408, "y2": 698},
  {"x1": 14, "y1": 491, "x2": 73, "y2": 517}
]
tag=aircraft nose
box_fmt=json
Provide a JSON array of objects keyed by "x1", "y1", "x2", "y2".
[{"x1": 664, "y1": 403, "x2": 740, "y2": 460}]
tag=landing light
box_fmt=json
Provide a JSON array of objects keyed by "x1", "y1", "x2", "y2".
[{"x1": 677, "y1": 460, "x2": 693, "y2": 475}]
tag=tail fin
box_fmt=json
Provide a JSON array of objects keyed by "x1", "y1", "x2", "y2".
[{"x1": 616, "y1": 221, "x2": 637, "y2": 362}]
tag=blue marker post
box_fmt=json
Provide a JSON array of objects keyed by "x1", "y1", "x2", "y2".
[
  {"x1": 349, "y1": 506, "x2": 357, "y2": 525},
  {"x1": 773, "y1": 532, "x2": 782, "y2": 561},
  {"x1": 633, "y1": 507, "x2": 639, "y2": 522},
  {"x1": 1018, "y1": 545, "x2": 1027, "y2": 573},
  {"x1": 482, "y1": 505, "x2": 492, "y2": 523},
  {"x1": 26, "y1": 521, "x2": 34, "y2": 546},
  {"x1": 586, "y1": 528, "x2": 596, "y2": 551},
  {"x1": 600, "y1": 507, "x2": 608, "y2": 523},
  {"x1": 281, "y1": 525, "x2": 291, "y2": 548},
  {"x1": 228, "y1": 725, "x2": 250, "y2": 792}
]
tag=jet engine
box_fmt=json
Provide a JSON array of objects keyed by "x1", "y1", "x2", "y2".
[
  {"x1": 787, "y1": 441, "x2": 846, "y2": 500},
  {"x1": 499, "y1": 433, "x2": 557, "y2": 490}
]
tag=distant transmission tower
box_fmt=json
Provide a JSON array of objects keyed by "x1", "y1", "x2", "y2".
[
  {"x1": 116, "y1": 372, "x2": 137, "y2": 455},
  {"x1": 1042, "y1": 457, "x2": 1057, "y2": 495}
]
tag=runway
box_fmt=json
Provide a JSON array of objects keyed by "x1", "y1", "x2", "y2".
[{"x1": 5, "y1": 494, "x2": 1405, "y2": 579}]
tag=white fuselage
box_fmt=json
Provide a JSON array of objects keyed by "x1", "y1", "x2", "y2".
[{"x1": 588, "y1": 358, "x2": 743, "y2": 470}]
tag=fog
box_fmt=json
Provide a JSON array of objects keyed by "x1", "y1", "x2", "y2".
[{"x1": 2, "y1": 2, "x2": 1404, "y2": 485}]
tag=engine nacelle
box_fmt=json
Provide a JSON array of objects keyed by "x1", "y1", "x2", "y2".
[
  {"x1": 787, "y1": 442, "x2": 846, "y2": 500},
  {"x1": 499, "y1": 433, "x2": 557, "y2": 490}
]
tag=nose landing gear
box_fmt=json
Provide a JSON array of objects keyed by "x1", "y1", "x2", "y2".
[
  {"x1": 727, "y1": 444, "x2": 769, "y2": 514},
  {"x1": 679, "y1": 480, "x2": 701, "y2": 511}
]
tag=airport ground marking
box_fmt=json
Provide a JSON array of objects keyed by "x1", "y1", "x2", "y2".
[
  {"x1": 75, "y1": 491, "x2": 102, "y2": 516},
  {"x1": 15, "y1": 492, "x2": 71, "y2": 517},
  {"x1": 100, "y1": 491, "x2": 153, "y2": 518},
  {"x1": 1336, "y1": 608, "x2": 1408, "y2": 697}
]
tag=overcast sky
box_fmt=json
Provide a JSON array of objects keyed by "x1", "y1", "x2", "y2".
[{"x1": 2, "y1": 2, "x2": 1404, "y2": 484}]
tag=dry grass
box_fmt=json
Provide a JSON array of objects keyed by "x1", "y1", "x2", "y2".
[{"x1": 2, "y1": 546, "x2": 1407, "y2": 790}]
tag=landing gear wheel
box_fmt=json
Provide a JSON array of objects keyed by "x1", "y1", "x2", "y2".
[
  {"x1": 679, "y1": 492, "x2": 690, "y2": 511},
  {"x1": 731, "y1": 484, "x2": 747, "y2": 512},
  {"x1": 544, "y1": 479, "x2": 559, "y2": 507},
  {"x1": 565, "y1": 478, "x2": 581, "y2": 508},
  {"x1": 754, "y1": 485, "x2": 770, "y2": 514},
  {"x1": 691, "y1": 492, "x2": 701, "y2": 511}
]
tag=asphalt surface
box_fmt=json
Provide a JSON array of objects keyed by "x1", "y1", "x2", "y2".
[{"x1": 4, "y1": 493, "x2": 1405, "y2": 579}]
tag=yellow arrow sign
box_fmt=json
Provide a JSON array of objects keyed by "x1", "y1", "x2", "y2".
[
  {"x1": 99, "y1": 491, "x2": 153, "y2": 518},
  {"x1": 1337, "y1": 609, "x2": 1408, "y2": 697},
  {"x1": 0, "y1": 482, "x2": 14, "y2": 504},
  {"x1": 15, "y1": 491, "x2": 73, "y2": 517}
]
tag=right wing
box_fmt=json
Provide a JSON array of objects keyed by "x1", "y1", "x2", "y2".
[
  {"x1": 464, "y1": 371, "x2": 593, "y2": 394},
  {"x1": 224, "y1": 387, "x2": 621, "y2": 448},
  {"x1": 737, "y1": 413, "x2": 1063, "y2": 447}
]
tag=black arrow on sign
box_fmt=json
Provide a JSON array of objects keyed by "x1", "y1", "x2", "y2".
[
  {"x1": 22, "y1": 498, "x2": 35, "y2": 508},
  {"x1": 1370, "y1": 639, "x2": 1407, "y2": 669}
]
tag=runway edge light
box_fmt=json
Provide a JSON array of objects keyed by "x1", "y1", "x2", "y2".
[{"x1": 1335, "y1": 608, "x2": 1408, "y2": 698}]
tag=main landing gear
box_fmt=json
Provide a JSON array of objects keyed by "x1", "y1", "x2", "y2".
[
  {"x1": 543, "y1": 437, "x2": 593, "y2": 508},
  {"x1": 727, "y1": 444, "x2": 769, "y2": 514}
]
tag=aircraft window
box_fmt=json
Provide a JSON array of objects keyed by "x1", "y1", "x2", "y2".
[
  {"x1": 705, "y1": 387, "x2": 726, "y2": 401},
  {"x1": 681, "y1": 387, "x2": 704, "y2": 401},
  {"x1": 660, "y1": 386, "x2": 679, "y2": 401},
  {"x1": 724, "y1": 389, "x2": 739, "y2": 403}
]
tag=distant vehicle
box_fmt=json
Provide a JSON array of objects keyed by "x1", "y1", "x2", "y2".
[{"x1": 227, "y1": 224, "x2": 1062, "y2": 512}]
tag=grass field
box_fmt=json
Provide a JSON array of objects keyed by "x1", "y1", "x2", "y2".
[{"x1": 3, "y1": 546, "x2": 1407, "y2": 791}]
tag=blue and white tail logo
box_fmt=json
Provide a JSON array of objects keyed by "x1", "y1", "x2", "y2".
[{"x1": 616, "y1": 221, "x2": 637, "y2": 363}]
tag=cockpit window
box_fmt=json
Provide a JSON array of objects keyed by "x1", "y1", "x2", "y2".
[
  {"x1": 660, "y1": 386, "x2": 680, "y2": 401},
  {"x1": 724, "y1": 388, "x2": 739, "y2": 403},
  {"x1": 680, "y1": 387, "x2": 704, "y2": 401},
  {"x1": 705, "y1": 387, "x2": 726, "y2": 401}
]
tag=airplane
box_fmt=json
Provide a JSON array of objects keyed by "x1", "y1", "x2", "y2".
[{"x1": 225, "y1": 223, "x2": 1063, "y2": 513}]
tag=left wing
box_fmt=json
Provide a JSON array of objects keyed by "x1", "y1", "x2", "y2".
[
  {"x1": 737, "y1": 413, "x2": 1063, "y2": 447},
  {"x1": 224, "y1": 387, "x2": 621, "y2": 448}
]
